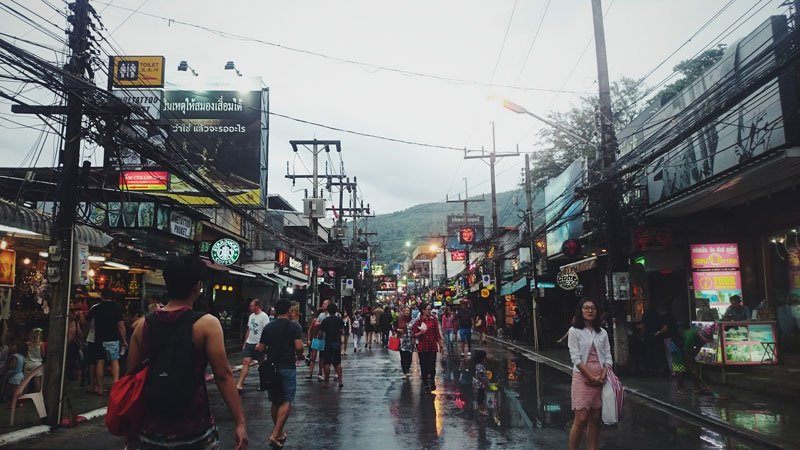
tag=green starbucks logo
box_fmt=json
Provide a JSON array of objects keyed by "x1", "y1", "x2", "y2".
[{"x1": 211, "y1": 238, "x2": 240, "y2": 266}]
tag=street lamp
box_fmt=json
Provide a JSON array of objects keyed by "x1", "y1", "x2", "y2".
[
  {"x1": 177, "y1": 60, "x2": 198, "y2": 76},
  {"x1": 501, "y1": 99, "x2": 594, "y2": 147},
  {"x1": 224, "y1": 61, "x2": 242, "y2": 76}
]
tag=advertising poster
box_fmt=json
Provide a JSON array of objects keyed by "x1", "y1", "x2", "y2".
[
  {"x1": 119, "y1": 171, "x2": 170, "y2": 191},
  {"x1": 693, "y1": 270, "x2": 742, "y2": 312},
  {"x1": 161, "y1": 78, "x2": 263, "y2": 183},
  {"x1": 545, "y1": 158, "x2": 584, "y2": 257},
  {"x1": 690, "y1": 243, "x2": 740, "y2": 269},
  {"x1": 0, "y1": 249, "x2": 16, "y2": 287}
]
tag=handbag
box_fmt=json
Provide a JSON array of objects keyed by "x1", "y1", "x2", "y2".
[
  {"x1": 105, "y1": 363, "x2": 148, "y2": 436},
  {"x1": 258, "y1": 360, "x2": 281, "y2": 391},
  {"x1": 311, "y1": 337, "x2": 326, "y2": 351},
  {"x1": 388, "y1": 336, "x2": 400, "y2": 351},
  {"x1": 601, "y1": 368, "x2": 625, "y2": 425}
]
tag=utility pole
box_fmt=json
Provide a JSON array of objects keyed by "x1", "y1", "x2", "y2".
[
  {"x1": 43, "y1": 0, "x2": 91, "y2": 426},
  {"x1": 524, "y1": 154, "x2": 540, "y2": 350},
  {"x1": 446, "y1": 178, "x2": 484, "y2": 273},
  {"x1": 591, "y1": 0, "x2": 627, "y2": 366},
  {"x1": 464, "y1": 124, "x2": 518, "y2": 325},
  {"x1": 288, "y1": 140, "x2": 342, "y2": 309}
]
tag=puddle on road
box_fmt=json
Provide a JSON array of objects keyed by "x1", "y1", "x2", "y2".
[{"x1": 442, "y1": 346, "x2": 777, "y2": 449}]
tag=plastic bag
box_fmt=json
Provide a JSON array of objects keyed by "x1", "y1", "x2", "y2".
[{"x1": 601, "y1": 368, "x2": 624, "y2": 425}]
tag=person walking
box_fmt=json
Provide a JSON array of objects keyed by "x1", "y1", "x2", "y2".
[
  {"x1": 86, "y1": 289, "x2": 127, "y2": 395},
  {"x1": 474, "y1": 311, "x2": 487, "y2": 345},
  {"x1": 307, "y1": 300, "x2": 330, "y2": 381},
  {"x1": 236, "y1": 299, "x2": 270, "y2": 393},
  {"x1": 341, "y1": 311, "x2": 351, "y2": 356},
  {"x1": 380, "y1": 307, "x2": 393, "y2": 348},
  {"x1": 412, "y1": 302, "x2": 442, "y2": 394},
  {"x1": 485, "y1": 310, "x2": 497, "y2": 338},
  {"x1": 567, "y1": 298, "x2": 612, "y2": 450},
  {"x1": 351, "y1": 310, "x2": 364, "y2": 352},
  {"x1": 455, "y1": 302, "x2": 474, "y2": 358},
  {"x1": 440, "y1": 306, "x2": 455, "y2": 357},
  {"x1": 126, "y1": 255, "x2": 247, "y2": 449},
  {"x1": 371, "y1": 304, "x2": 383, "y2": 348},
  {"x1": 320, "y1": 303, "x2": 345, "y2": 388},
  {"x1": 669, "y1": 324, "x2": 716, "y2": 395},
  {"x1": 395, "y1": 306, "x2": 416, "y2": 379},
  {"x1": 256, "y1": 299, "x2": 303, "y2": 448},
  {"x1": 363, "y1": 306, "x2": 375, "y2": 350}
]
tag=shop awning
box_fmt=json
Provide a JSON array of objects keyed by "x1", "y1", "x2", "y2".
[
  {"x1": 203, "y1": 259, "x2": 230, "y2": 272},
  {"x1": 0, "y1": 198, "x2": 112, "y2": 248},
  {"x1": 560, "y1": 256, "x2": 598, "y2": 273},
  {"x1": 500, "y1": 277, "x2": 529, "y2": 296},
  {"x1": 227, "y1": 269, "x2": 256, "y2": 279}
]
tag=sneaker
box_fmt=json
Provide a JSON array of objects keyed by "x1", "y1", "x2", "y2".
[
  {"x1": 317, "y1": 374, "x2": 324, "y2": 381},
  {"x1": 460, "y1": 353, "x2": 464, "y2": 358},
  {"x1": 468, "y1": 352, "x2": 472, "y2": 357}
]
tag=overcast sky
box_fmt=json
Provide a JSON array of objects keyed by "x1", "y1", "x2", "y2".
[{"x1": 0, "y1": 0, "x2": 784, "y2": 214}]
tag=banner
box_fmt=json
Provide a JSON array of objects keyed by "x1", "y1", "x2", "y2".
[
  {"x1": 0, "y1": 249, "x2": 15, "y2": 287},
  {"x1": 451, "y1": 249, "x2": 466, "y2": 261}
]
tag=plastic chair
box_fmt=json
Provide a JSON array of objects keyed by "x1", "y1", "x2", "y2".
[{"x1": 10, "y1": 365, "x2": 46, "y2": 425}]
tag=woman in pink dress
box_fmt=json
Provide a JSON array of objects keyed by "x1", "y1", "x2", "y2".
[{"x1": 567, "y1": 298, "x2": 612, "y2": 450}]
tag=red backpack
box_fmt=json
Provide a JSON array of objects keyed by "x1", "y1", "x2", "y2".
[
  {"x1": 106, "y1": 364, "x2": 148, "y2": 436},
  {"x1": 486, "y1": 314, "x2": 496, "y2": 326}
]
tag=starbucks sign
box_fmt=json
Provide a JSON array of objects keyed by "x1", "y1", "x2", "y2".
[{"x1": 211, "y1": 238, "x2": 240, "y2": 266}]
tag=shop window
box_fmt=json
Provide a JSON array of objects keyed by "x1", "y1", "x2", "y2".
[{"x1": 768, "y1": 229, "x2": 800, "y2": 352}]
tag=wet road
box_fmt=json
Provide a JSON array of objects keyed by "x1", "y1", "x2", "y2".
[{"x1": 10, "y1": 340, "x2": 772, "y2": 449}]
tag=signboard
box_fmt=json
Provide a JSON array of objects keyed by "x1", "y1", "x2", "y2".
[
  {"x1": 451, "y1": 249, "x2": 466, "y2": 261},
  {"x1": 692, "y1": 271, "x2": 742, "y2": 292},
  {"x1": 110, "y1": 55, "x2": 165, "y2": 88},
  {"x1": 210, "y1": 238, "x2": 240, "y2": 266},
  {"x1": 0, "y1": 249, "x2": 16, "y2": 287},
  {"x1": 119, "y1": 171, "x2": 170, "y2": 191},
  {"x1": 690, "y1": 243, "x2": 740, "y2": 269},
  {"x1": 458, "y1": 227, "x2": 476, "y2": 245},
  {"x1": 170, "y1": 211, "x2": 194, "y2": 239},
  {"x1": 288, "y1": 256, "x2": 304, "y2": 272},
  {"x1": 536, "y1": 281, "x2": 556, "y2": 289},
  {"x1": 557, "y1": 270, "x2": 580, "y2": 290},
  {"x1": 109, "y1": 123, "x2": 166, "y2": 171},
  {"x1": 72, "y1": 242, "x2": 89, "y2": 285},
  {"x1": 113, "y1": 89, "x2": 162, "y2": 119}
]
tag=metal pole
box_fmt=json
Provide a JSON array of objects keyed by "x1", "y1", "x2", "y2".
[
  {"x1": 525, "y1": 154, "x2": 540, "y2": 350},
  {"x1": 44, "y1": 0, "x2": 89, "y2": 425},
  {"x1": 490, "y1": 123, "x2": 500, "y2": 321}
]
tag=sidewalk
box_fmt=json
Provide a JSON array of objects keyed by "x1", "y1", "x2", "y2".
[
  {"x1": 0, "y1": 342, "x2": 248, "y2": 445},
  {"x1": 486, "y1": 335, "x2": 799, "y2": 450}
]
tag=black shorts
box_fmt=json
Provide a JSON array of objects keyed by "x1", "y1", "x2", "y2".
[
  {"x1": 321, "y1": 348, "x2": 342, "y2": 366},
  {"x1": 87, "y1": 342, "x2": 106, "y2": 362}
]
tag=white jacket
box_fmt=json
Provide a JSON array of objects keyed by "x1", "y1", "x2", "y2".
[{"x1": 568, "y1": 326, "x2": 612, "y2": 372}]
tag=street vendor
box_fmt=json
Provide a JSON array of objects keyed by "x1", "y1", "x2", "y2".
[
  {"x1": 722, "y1": 295, "x2": 750, "y2": 321},
  {"x1": 669, "y1": 323, "x2": 717, "y2": 395}
]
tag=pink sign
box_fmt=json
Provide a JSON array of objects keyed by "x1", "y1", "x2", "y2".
[
  {"x1": 692, "y1": 271, "x2": 742, "y2": 291},
  {"x1": 690, "y1": 243, "x2": 740, "y2": 269}
]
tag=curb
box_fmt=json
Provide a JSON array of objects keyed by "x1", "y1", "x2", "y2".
[
  {"x1": 0, "y1": 362, "x2": 255, "y2": 448},
  {"x1": 486, "y1": 336, "x2": 790, "y2": 450}
]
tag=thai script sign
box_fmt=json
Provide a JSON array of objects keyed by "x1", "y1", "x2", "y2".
[{"x1": 690, "y1": 243, "x2": 740, "y2": 269}]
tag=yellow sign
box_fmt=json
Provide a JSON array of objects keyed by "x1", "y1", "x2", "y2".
[
  {"x1": 480, "y1": 288, "x2": 490, "y2": 298},
  {"x1": 111, "y1": 56, "x2": 165, "y2": 88}
]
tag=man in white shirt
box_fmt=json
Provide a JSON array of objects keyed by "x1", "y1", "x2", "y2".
[{"x1": 236, "y1": 299, "x2": 270, "y2": 392}]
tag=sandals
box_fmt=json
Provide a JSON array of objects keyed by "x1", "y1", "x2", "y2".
[{"x1": 268, "y1": 437, "x2": 284, "y2": 449}]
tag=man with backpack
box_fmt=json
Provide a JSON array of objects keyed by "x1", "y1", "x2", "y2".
[
  {"x1": 255, "y1": 299, "x2": 303, "y2": 448},
  {"x1": 126, "y1": 255, "x2": 248, "y2": 449}
]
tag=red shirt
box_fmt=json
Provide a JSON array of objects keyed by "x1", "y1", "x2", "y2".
[{"x1": 413, "y1": 316, "x2": 441, "y2": 353}]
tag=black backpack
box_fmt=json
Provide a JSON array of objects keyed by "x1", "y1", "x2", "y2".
[{"x1": 144, "y1": 310, "x2": 205, "y2": 417}]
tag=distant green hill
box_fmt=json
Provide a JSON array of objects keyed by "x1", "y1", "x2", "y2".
[{"x1": 367, "y1": 189, "x2": 524, "y2": 268}]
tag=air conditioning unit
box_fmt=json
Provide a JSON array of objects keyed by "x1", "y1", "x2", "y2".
[{"x1": 303, "y1": 198, "x2": 326, "y2": 218}]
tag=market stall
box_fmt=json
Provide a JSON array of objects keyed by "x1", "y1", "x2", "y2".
[{"x1": 693, "y1": 320, "x2": 779, "y2": 382}]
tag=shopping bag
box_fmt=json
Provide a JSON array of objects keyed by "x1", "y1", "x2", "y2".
[
  {"x1": 258, "y1": 360, "x2": 281, "y2": 392},
  {"x1": 601, "y1": 368, "x2": 624, "y2": 425},
  {"x1": 388, "y1": 336, "x2": 400, "y2": 351},
  {"x1": 311, "y1": 338, "x2": 326, "y2": 351},
  {"x1": 106, "y1": 363, "x2": 148, "y2": 436}
]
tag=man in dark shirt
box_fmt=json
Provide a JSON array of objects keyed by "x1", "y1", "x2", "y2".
[
  {"x1": 256, "y1": 299, "x2": 303, "y2": 448},
  {"x1": 85, "y1": 290, "x2": 126, "y2": 394},
  {"x1": 320, "y1": 303, "x2": 345, "y2": 388},
  {"x1": 455, "y1": 302, "x2": 474, "y2": 358}
]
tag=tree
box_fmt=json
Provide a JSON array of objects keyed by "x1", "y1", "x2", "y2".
[
  {"x1": 531, "y1": 76, "x2": 649, "y2": 188},
  {"x1": 652, "y1": 45, "x2": 727, "y2": 106}
]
